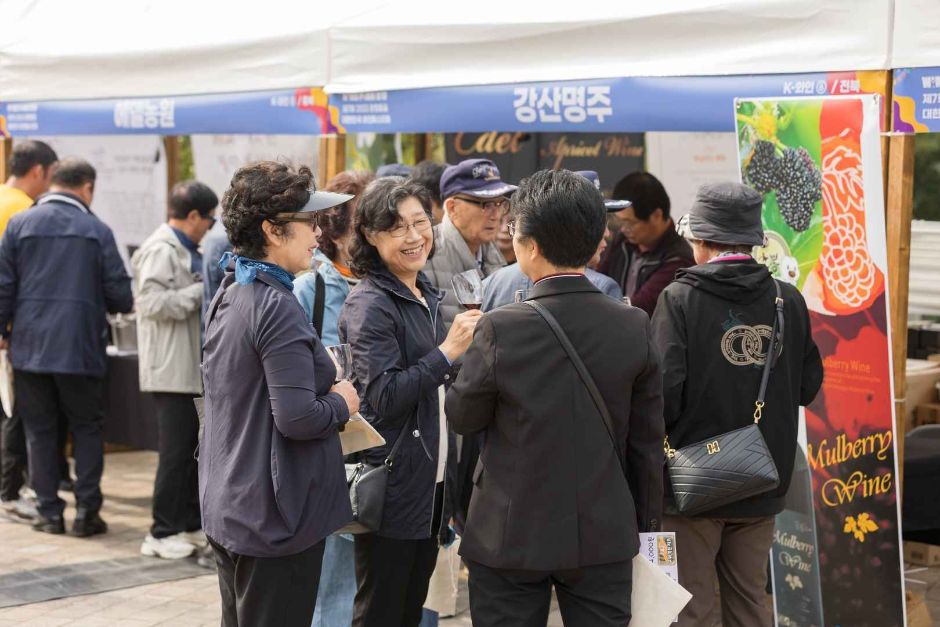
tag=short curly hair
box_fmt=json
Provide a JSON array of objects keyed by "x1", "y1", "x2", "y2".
[
  {"x1": 349, "y1": 177, "x2": 434, "y2": 278},
  {"x1": 318, "y1": 170, "x2": 375, "y2": 262},
  {"x1": 221, "y1": 161, "x2": 314, "y2": 260}
]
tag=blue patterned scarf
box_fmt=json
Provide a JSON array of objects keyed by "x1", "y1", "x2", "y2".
[{"x1": 219, "y1": 252, "x2": 295, "y2": 291}]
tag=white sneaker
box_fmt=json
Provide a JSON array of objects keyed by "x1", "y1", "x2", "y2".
[
  {"x1": 140, "y1": 534, "x2": 196, "y2": 559},
  {"x1": 1, "y1": 496, "x2": 38, "y2": 522},
  {"x1": 179, "y1": 529, "x2": 208, "y2": 549}
]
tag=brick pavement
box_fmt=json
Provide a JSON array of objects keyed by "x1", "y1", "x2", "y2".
[{"x1": 0, "y1": 451, "x2": 933, "y2": 625}]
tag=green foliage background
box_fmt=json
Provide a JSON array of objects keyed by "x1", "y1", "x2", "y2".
[{"x1": 915, "y1": 134, "x2": 940, "y2": 221}]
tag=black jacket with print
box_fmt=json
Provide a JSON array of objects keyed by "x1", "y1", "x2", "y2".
[{"x1": 651, "y1": 258, "x2": 823, "y2": 518}]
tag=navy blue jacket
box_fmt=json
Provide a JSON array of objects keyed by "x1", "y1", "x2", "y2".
[
  {"x1": 0, "y1": 193, "x2": 133, "y2": 377},
  {"x1": 200, "y1": 268, "x2": 352, "y2": 557},
  {"x1": 338, "y1": 267, "x2": 457, "y2": 541}
]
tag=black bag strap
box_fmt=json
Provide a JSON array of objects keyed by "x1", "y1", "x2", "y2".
[
  {"x1": 312, "y1": 272, "x2": 326, "y2": 337},
  {"x1": 525, "y1": 300, "x2": 626, "y2": 475},
  {"x1": 754, "y1": 279, "x2": 785, "y2": 423}
]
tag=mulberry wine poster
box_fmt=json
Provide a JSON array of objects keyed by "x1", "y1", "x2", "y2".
[{"x1": 735, "y1": 95, "x2": 906, "y2": 627}]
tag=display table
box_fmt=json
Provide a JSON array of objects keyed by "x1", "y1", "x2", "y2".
[{"x1": 104, "y1": 352, "x2": 158, "y2": 451}]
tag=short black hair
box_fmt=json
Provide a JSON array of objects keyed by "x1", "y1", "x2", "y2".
[
  {"x1": 221, "y1": 161, "x2": 313, "y2": 260},
  {"x1": 9, "y1": 140, "x2": 58, "y2": 177},
  {"x1": 409, "y1": 160, "x2": 447, "y2": 206},
  {"x1": 612, "y1": 171, "x2": 671, "y2": 221},
  {"x1": 168, "y1": 180, "x2": 219, "y2": 220},
  {"x1": 510, "y1": 169, "x2": 605, "y2": 268},
  {"x1": 50, "y1": 158, "x2": 96, "y2": 189},
  {"x1": 319, "y1": 170, "x2": 375, "y2": 262},
  {"x1": 349, "y1": 177, "x2": 435, "y2": 277}
]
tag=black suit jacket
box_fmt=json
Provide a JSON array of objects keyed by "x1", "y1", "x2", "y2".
[{"x1": 446, "y1": 274, "x2": 664, "y2": 571}]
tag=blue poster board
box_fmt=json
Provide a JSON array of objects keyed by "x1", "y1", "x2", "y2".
[{"x1": 893, "y1": 66, "x2": 940, "y2": 132}]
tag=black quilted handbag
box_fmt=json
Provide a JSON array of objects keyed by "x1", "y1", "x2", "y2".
[{"x1": 664, "y1": 280, "x2": 784, "y2": 516}]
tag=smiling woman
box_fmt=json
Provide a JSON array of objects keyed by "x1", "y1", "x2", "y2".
[{"x1": 339, "y1": 177, "x2": 481, "y2": 627}]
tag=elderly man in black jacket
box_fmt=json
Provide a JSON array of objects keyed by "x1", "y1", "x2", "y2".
[
  {"x1": 447, "y1": 169, "x2": 664, "y2": 627},
  {"x1": 0, "y1": 158, "x2": 133, "y2": 536}
]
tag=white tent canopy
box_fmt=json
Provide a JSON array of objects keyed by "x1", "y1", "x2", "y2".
[
  {"x1": 325, "y1": 0, "x2": 895, "y2": 93},
  {"x1": 1, "y1": 0, "x2": 939, "y2": 102},
  {"x1": 0, "y1": 0, "x2": 384, "y2": 102}
]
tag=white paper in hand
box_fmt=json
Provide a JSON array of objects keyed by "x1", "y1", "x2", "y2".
[
  {"x1": 630, "y1": 532, "x2": 692, "y2": 627},
  {"x1": 0, "y1": 350, "x2": 13, "y2": 417},
  {"x1": 339, "y1": 413, "x2": 386, "y2": 456}
]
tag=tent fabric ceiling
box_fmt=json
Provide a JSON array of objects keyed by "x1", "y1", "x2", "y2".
[
  {"x1": 0, "y1": 0, "x2": 937, "y2": 102},
  {"x1": 324, "y1": 0, "x2": 894, "y2": 93}
]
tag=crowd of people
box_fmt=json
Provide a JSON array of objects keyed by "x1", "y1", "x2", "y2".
[{"x1": 0, "y1": 140, "x2": 824, "y2": 627}]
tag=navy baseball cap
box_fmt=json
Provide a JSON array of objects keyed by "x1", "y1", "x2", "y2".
[
  {"x1": 376, "y1": 163, "x2": 414, "y2": 178},
  {"x1": 440, "y1": 159, "x2": 517, "y2": 200},
  {"x1": 575, "y1": 170, "x2": 632, "y2": 212}
]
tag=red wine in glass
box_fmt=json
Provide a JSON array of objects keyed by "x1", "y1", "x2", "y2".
[{"x1": 452, "y1": 269, "x2": 484, "y2": 312}]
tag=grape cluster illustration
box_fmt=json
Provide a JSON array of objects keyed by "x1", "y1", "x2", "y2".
[{"x1": 744, "y1": 140, "x2": 823, "y2": 232}]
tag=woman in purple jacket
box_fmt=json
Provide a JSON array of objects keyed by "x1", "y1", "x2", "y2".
[{"x1": 199, "y1": 161, "x2": 360, "y2": 627}]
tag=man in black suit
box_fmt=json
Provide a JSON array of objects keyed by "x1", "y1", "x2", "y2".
[{"x1": 446, "y1": 169, "x2": 664, "y2": 627}]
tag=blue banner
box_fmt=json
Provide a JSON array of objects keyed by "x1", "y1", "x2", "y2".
[
  {"x1": 0, "y1": 88, "x2": 342, "y2": 137},
  {"x1": 892, "y1": 67, "x2": 940, "y2": 133},
  {"x1": 331, "y1": 71, "x2": 878, "y2": 134}
]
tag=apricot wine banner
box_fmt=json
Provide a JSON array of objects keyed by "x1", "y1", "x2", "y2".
[{"x1": 735, "y1": 95, "x2": 906, "y2": 627}]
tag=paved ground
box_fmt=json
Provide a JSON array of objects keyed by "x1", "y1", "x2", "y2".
[{"x1": 0, "y1": 451, "x2": 933, "y2": 626}]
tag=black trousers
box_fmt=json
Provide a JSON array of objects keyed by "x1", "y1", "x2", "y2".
[
  {"x1": 465, "y1": 558, "x2": 633, "y2": 627},
  {"x1": 150, "y1": 392, "x2": 200, "y2": 538},
  {"x1": 15, "y1": 371, "x2": 104, "y2": 518},
  {"x1": 1, "y1": 406, "x2": 70, "y2": 502},
  {"x1": 352, "y1": 533, "x2": 439, "y2": 627},
  {"x1": 209, "y1": 537, "x2": 325, "y2": 627}
]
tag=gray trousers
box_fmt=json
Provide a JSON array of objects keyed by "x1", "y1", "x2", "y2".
[{"x1": 663, "y1": 515, "x2": 775, "y2": 627}]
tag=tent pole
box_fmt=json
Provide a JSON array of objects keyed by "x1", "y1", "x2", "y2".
[
  {"x1": 0, "y1": 138, "x2": 11, "y2": 183},
  {"x1": 885, "y1": 132, "x2": 915, "y2": 492},
  {"x1": 164, "y1": 136, "x2": 181, "y2": 196},
  {"x1": 318, "y1": 135, "x2": 346, "y2": 185}
]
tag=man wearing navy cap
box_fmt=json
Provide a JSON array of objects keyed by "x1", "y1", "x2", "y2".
[
  {"x1": 423, "y1": 159, "x2": 515, "y2": 328},
  {"x1": 481, "y1": 171, "x2": 623, "y2": 311}
]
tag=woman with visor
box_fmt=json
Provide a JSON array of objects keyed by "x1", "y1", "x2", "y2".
[{"x1": 199, "y1": 161, "x2": 360, "y2": 626}]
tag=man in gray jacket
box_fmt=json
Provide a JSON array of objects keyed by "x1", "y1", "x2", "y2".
[
  {"x1": 422, "y1": 159, "x2": 515, "y2": 328},
  {"x1": 132, "y1": 181, "x2": 217, "y2": 559}
]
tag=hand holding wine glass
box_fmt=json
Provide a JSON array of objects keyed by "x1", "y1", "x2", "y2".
[
  {"x1": 326, "y1": 344, "x2": 360, "y2": 416},
  {"x1": 439, "y1": 310, "x2": 482, "y2": 362}
]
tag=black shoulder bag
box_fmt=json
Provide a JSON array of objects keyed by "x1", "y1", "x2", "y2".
[
  {"x1": 339, "y1": 419, "x2": 412, "y2": 534},
  {"x1": 525, "y1": 300, "x2": 625, "y2": 475},
  {"x1": 664, "y1": 280, "x2": 784, "y2": 516}
]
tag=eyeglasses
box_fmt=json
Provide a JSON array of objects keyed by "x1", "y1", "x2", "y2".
[
  {"x1": 608, "y1": 214, "x2": 641, "y2": 231},
  {"x1": 272, "y1": 212, "x2": 321, "y2": 228},
  {"x1": 455, "y1": 196, "x2": 509, "y2": 214},
  {"x1": 386, "y1": 217, "x2": 432, "y2": 239},
  {"x1": 206, "y1": 216, "x2": 217, "y2": 228}
]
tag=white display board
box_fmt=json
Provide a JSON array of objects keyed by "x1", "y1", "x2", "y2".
[
  {"x1": 28, "y1": 135, "x2": 168, "y2": 266},
  {"x1": 645, "y1": 132, "x2": 740, "y2": 219},
  {"x1": 191, "y1": 135, "x2": 320, "y2": 200}
]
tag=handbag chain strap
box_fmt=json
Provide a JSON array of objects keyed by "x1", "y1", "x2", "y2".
[
  {"x1": 524, "y1": 300, "x2": 627, "y2": 475},
  {"x1": 664, "y1": 279, "x2": 784, "y2": 458}
]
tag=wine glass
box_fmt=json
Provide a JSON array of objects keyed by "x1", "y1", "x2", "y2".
[
  {"x1": 326, "y1": 344, "x2": 353, "y2": 382},
  {"x1": 451, "y1": 269, "x2": 484, "y2": 310}
]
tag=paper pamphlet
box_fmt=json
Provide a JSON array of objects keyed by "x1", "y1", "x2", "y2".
[
  {"x1": 340, "y1": 413, "x2": 386, "y2": 456},
  {"x1": 630, "y1": 532, "x2": 691, "y2": 627},
  {"x1": 0, "y1": 350, "x2": 13, "y2": 417}
]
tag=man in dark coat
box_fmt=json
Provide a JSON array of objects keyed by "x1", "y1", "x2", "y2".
[
  {"x1": 0, "y1": 158, "x2": 133, "y2": 536},
  {"x1": 447, "y1": 169, "x2": 664, "y2": 627},
  {"x1": 651, "y1": 182, "x2": 823, "y2": 627},
  {"x1": 597, "y1": 171, "x2": 693, "y2": 315}
]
